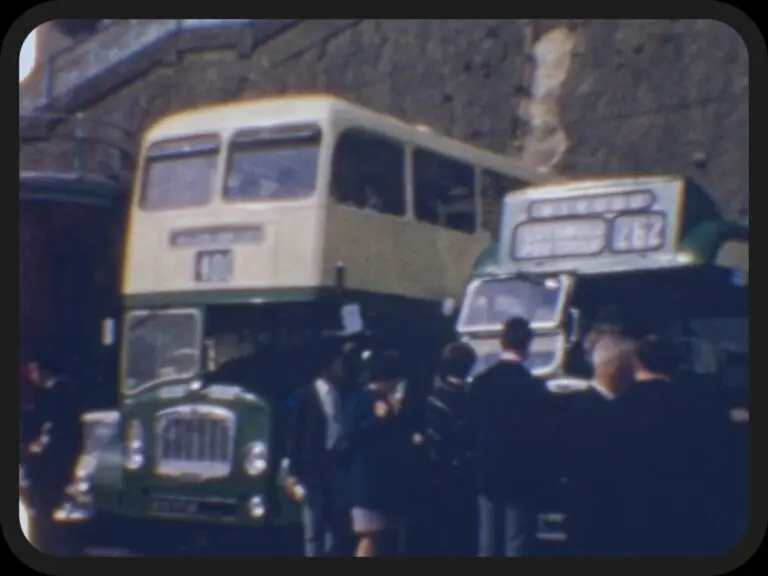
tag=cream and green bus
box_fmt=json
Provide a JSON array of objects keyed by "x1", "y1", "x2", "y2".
[{"x1": 62, "y1": 94, "x2": 545, "y2": 554}]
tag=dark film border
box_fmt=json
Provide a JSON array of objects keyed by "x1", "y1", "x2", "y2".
[{"x1": 4, "y1": 3, "x2": 763, "y2": 575}]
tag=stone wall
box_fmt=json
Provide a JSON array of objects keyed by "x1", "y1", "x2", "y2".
[
  {"x1": 20, "y1": 18, "x2": 749, "y2": 223},
  {"x1": 35, "y1": 22, "x2": 76, "y2": 61}
]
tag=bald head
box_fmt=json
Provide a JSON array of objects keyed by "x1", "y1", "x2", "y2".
[{"x1": 591, "y1": 334, "x2": 636, "y2": 395}]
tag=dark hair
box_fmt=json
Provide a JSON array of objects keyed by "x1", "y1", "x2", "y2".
[
  {"x1": 637, "y1": 335, "x2": 678, "y2": 376},
  {"x1": 367, "y1": 349, "x2": 401, "y2": 382},
  {"x1": 440, "y1": 341, "x2": 477, "y2": 380},
  {"x1": 501, "y1": 316, "x2": 533, "y2": 353},
  {"x1": 340, "y1": 341, "x2": 364, "y2": 380}
]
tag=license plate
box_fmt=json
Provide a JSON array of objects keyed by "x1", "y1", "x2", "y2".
[
  {"x1": 149, "y1": 496, "x2": 199, "y2": 516},
  {"x1": 148, "y1": 495, "x2": 238, "y2": 519},
  {"x1": 194, "y1": 250, "x2": 233, "y2": 283}
]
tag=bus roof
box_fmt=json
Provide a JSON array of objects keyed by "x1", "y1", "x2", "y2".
[
  {"x1": 143, "y1": 94, "x2": 548, "y2": 183},
  {"x1": 506, "y1": 174, "x2": 704, "y2": 201}
]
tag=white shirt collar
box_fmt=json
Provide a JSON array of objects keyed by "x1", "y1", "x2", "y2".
[
  {"x1": 315, "y1": 377, "x2": 331, "y2": 394},
  {"x1": 589, "y1": 380, "x2": 616, "y2": 401},
  {"x1": 314, "y1": 378, "x2": 342, "y2": 449},
  {"x1": 500, "y1": 350, "x2": 523, "y2": 363}
]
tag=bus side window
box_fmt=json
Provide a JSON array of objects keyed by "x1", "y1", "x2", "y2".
[
  {"x1": 481, "y1": 170, "x2": 527, "y2": 237},
  {"x1": 331, "y1": 129, "x2": 405, "y2": 216},
  {"x1": 414, "y1": 148, "x2": 476, "y2": 233}
]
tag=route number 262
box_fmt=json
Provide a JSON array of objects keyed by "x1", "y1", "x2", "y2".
[{"x1": 612, "y1": 214, "x2": 664, "y2": 252}]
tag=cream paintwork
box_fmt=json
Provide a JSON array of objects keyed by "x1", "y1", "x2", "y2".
[
  {"x1": 125, "y1": 204, "x2": 322, "y2": 294},
  {"x1": 322, "y1": 205, "x2": 489, "y2": 301},
  {"x1": 124, "y1": 94, "x2": 545, "y2": 299},
  {"x1": 716, "y1": 239, "x2": 749, "y2": 273}
]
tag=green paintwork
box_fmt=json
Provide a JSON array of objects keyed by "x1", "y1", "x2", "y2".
[
  {"x1": 95, "y1": 288, "x2": 449, "y2": 529},
  {"x1": 680, "y1": 220, "x2": 749, "y2": 265},
  {"x1": 90, "y1": 441, "x2": 125, "y2": 515},
  {"x1": 124, "y1": 286, "x2": 445, "y2": 316},
  {"x1": 471, "y1": 243, "x2": 500, "y2": 279},
  {"x1": 92, "y1": 382, "x2": 302, "y2": 526}
]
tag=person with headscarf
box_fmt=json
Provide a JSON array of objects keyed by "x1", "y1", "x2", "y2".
[{"x1": 343, "y1": 350, "x2": 413, "y2": 556}]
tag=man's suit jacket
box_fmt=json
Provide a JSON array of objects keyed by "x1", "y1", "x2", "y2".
[
  {"x1": 564, "y1": 387, "x2": 631, "y2": 556},
  {"x1": 469, "y1": 360, "x2": 547, "y2": 500},
  {"x1": 286, "y1": 382, "x2": 333, "y2": 494}
]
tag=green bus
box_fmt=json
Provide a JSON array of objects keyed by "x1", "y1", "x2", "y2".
[
  {"x1": 456, "y1": 175, "x2": 748, "y2": 550},
  {"x1": 52, "y1": 94, "x2": 543, "y2": 554}
]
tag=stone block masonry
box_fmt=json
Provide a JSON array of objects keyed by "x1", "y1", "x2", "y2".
[{"x1": 20, "y1": 18, "x2": 748, "y2": 227}]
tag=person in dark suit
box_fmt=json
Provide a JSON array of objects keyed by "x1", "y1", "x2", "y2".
[
  {"x1": 22, "y1": 359, "x2": 82, "y2": 554},
  {"x1": 619, "y1": 334, "x2": 689, "y2": 555},
  {"x1": 565, "y1": 335, "x2": 635, "y2": 556},
  {"x1": 469, "y1": 317, "x2": 545, "y2": 557},
  {"x1": 343, "y1": 350, "x2": 415, "y2": 557},
  {"x1": 425, "y1": 341, "x2": 477, "y2": 556},
  {"x1": 284, "y1": 339, "x2": 352, "y2": 557}
]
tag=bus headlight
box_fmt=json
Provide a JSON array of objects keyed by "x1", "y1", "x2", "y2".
[
  {"x1": 19, "y1": 498, "x2": 31, "y2": 543},
  {"x1": 124, "y1": 419, "x2": 145, "y2": 471},
  {"x1": 243, "y1": 441, "x2": 268, "y2": 476}
]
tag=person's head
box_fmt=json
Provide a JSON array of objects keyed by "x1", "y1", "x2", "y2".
[
  {"x1": 591, "y1": 335, "x2": 636, "y2": 396},
  {"x1": 440, "y1": 341, "x2": 477, "y2": 381},
  {"x1": 635, "y1": 334, "x2": 678, "y2": 380},
  {"x1": 501, "y1": 316, "x2": 534, "y2": 357},
  {"x1": 24, "y1": 360, "x2": 50, "y2": 387},
  {"x1": 316, "y1": 339, "x2": 344, "y2": 384},
  {"x1": 367, "y1": 349, "x2": 401, "y2": 387}
]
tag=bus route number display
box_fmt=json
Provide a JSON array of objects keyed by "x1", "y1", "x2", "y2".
[
  {"x1": 195, "y1": 250, "x2": 233, "y2": 283},
  {"x1": 513, "y1": 213, "x2": 666, "y2": 259},
  {"x1": 513, "y1": 218, "x2": 608, "y2": 259},
  {"x1": 611, "y1": 213, "x2": 665, "y2": 252}
]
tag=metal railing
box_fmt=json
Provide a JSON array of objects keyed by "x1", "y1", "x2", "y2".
[
  {"x1": 20, "y1": 111, "x2": 137, "y2": 184},
  {"x1": 20, "y1": 19, "x2": 298, "y2": 114}
]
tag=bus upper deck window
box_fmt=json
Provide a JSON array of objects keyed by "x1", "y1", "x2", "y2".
[
  {"x1": 414, "y1": 148, "x2": 476, "y2": 233},
  {"x1": 225, "y1": 125, "x2": 321, "y2": 201},
  {"x1": 141, "y1": 135, "x2": 220, "y2": 210},
  {"x1": 331, "y1": 129, "x2": 405, "y2": 216}
]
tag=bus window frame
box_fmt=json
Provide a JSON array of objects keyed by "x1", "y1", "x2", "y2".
[
  {"x1": 464, "y1": 328, "x2": 567, "y2": 379},
  {"x1": 120, "y1": 307, "x2": 204, "y2": 396},
  {"x1": 457, "y1": 274, "x2": 574, "y2": 335},
  {"x1": 138, "y1": 133, "x2": 222, "y2": 212},
  {"x1": 329, "y1": 127, "x2": 409, "y2": 218},
  {"x1": 222, "y1": 124, "x2": 324, "y2": 205},
  {"x1": 412, "y1": 145, "x2": 478, "y2": 234}
]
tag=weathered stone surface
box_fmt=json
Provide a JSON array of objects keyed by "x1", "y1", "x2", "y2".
[{"x1": 21, "y1": 18, "x2": 749, "y2": 223}]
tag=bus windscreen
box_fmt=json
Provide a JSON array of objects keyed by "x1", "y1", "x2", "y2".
[{"x1": 141, "y1": 135, "x2": 220, "y2": 210}]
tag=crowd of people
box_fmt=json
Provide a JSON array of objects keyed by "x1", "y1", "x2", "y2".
[
  {"x1": 283, "y1": 316, "x2": 745, "y2": 557},
  {"x1": 18, "y1": 312, "x2": 744, "y2": 557}
]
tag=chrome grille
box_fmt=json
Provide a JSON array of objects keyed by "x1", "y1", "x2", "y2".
[{"x1": 154, "y1": 405, "x2": 236, "y2": 480}]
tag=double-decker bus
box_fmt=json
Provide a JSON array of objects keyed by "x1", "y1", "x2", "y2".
[
  {"x1": 57, "y1": 94, "x2": 545, "y2": 554},
  {"x1": 456, "y1": 175, "x2": 748, "y2": 552}
]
